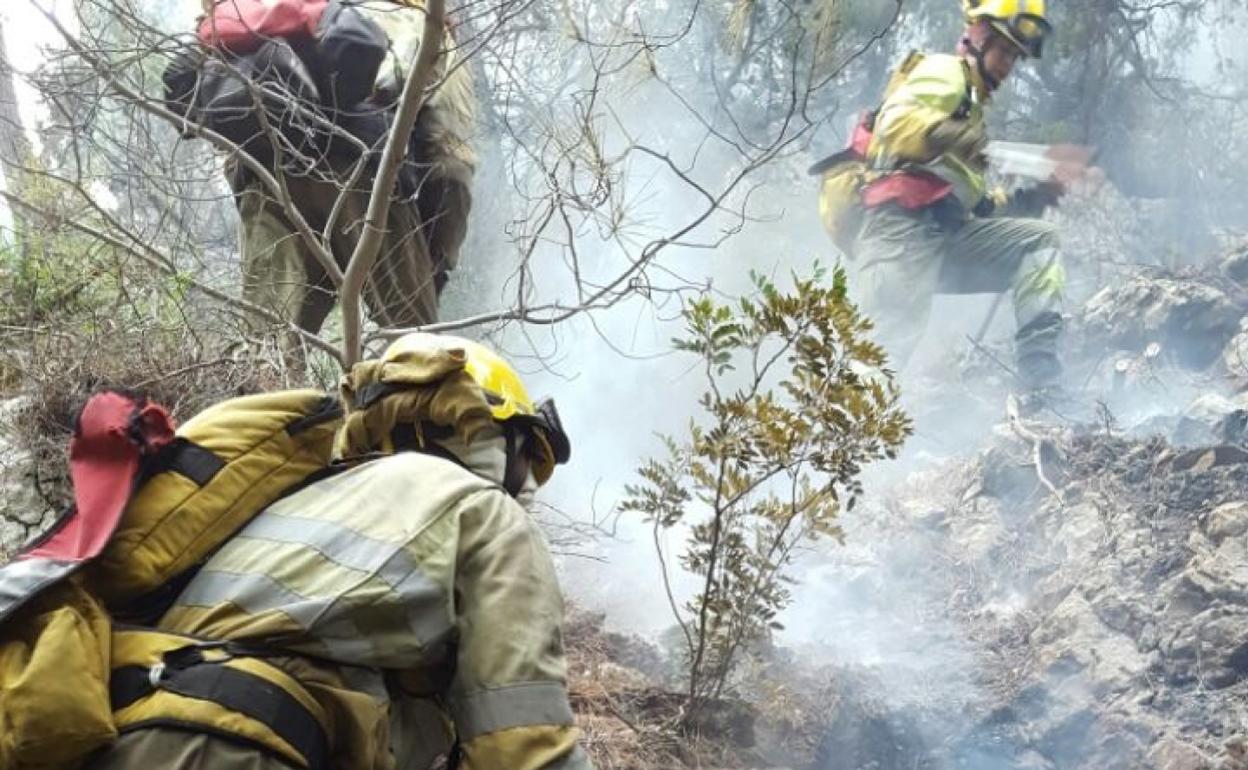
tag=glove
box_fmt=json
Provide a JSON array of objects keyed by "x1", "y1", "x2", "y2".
[
  {"x1": 1010, "y1": 180, "x2": 1066, "y2": 215},
  {"x1": 925, "y1": 119, "x2": 987, "y2": 161},
  {"x1": 973, "y1": 188, "x2": 1011, "y2": 217}
]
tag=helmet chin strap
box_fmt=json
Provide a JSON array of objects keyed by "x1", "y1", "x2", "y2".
[
  {"x1": 961, "y1": 30, "x2": 1001, "y2": 92},
  {"x1": 502, "y1": 424, "x2": 529, "y2": 498}
]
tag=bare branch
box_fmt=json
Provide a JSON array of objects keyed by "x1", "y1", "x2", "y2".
[
  {"x1": 28, "y1": 0, "x2": 344, "y2": 287},
  {"x1": 341, "y1": 0, "x2": 446, "y2": 366}
]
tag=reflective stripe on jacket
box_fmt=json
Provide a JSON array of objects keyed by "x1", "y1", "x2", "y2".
[
  {"x1": 158, "y1": 451, "x2": 590, "y2": 770},
  {"x1": 866, "y1": 53, "x2": 990, "y2": 211}
]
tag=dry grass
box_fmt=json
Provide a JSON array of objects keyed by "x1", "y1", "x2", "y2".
[
  {"x1": 0, "y1": 311, "x2": 323, "y2": 516},
  {"x1": 565, "y1": 608, "x2": 687, "y2": 769},
  {"x1": 0, "y1": 243, "x2": 344, "y2": 552},
  {"x1": 564, "y1": 607, "x2": 798, "y2": 769}
]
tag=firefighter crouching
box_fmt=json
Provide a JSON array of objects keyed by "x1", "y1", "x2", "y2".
[
  {"x1": 818, "y1": 0, "x2": 1067, "y2": 399},
  {"x1": 84, "y1": 334, "x2": 591, "y2": 770}
]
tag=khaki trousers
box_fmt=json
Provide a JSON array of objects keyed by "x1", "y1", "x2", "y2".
[
  {"x1": 85, "y1": 728, "x2": 296, "y2": 770},
  {"x1": 237, "y1": 170, "x2": 442, "y2": 338},
  {"x1": 851, "y1": 203, "x2": 1065, "y2": 387}
]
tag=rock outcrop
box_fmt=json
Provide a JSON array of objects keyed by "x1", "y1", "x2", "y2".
[
  {"x1": 856, "y1": 425, "x2": 1248, "y2": 769},
  {"x1": 1078, "y1": 274, "x2": 1243, "y2": 371},
  {"x1": 0, "y1": 397, "x2": 57, "y2": 559}
]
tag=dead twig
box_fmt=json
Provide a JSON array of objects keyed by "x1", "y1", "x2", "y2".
[
  {"x1": 966, "y1": 334, "x2": 1018, "y2": 379},
  {"x1": 1006, "y1": 394, "x2": 1065, "y2": 507},
  {"x1": 30, "y1": 1, "x2": 344, "y2": 288},
  {"x1": 1, "y1": 191, "x2": 345, "y2": 365}
]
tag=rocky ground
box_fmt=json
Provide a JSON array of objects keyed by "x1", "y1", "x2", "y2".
[
  {"x1": 0, "y1": 396, "x2": 61, "y2": 559},
  {"x1": 566, "y1": 390, "x2": 1248, "y2": 769},
  {"x1": 841, "y1": 425, "x2": 1248, "y2": 769},
  {"x1": 561, "y1": 251, "x2": 1248, "y2": 766},
  {"x1": 775, "y1": 245, "x2": 1248, "y2": 770}
]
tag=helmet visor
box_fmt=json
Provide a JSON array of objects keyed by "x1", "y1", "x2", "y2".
[
  {"x1": 514, "y1": 398, "x2": 571, "y2": 485},
  {"x1": 1000, "y1": 13, "x2": 1050, "y2": 57},
  {"x1": 535, "y1": 399, "x2": 571, "y2": 464}
]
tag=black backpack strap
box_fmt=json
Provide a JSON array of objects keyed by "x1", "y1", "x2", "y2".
[
  {"x1": 151, "y1": 439, "x2": 226, "y2": 486},
  {"x1": 111, "y1": 650, "x2": 330, "y2": 770}
]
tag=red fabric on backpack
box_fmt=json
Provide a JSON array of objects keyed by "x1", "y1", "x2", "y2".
[
  {"x1": 862, "y1": 172, "x2": 953, "y2": 210},
  {"x1": 22, "y1": 393, "x2": 175, "y2": 564},
  {"x1": 198, "y1": 0, "x2": 330, "y2": 54}
]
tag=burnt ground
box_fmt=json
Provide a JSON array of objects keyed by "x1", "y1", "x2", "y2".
[{"x1": 564, "y1": 257, "x2": 1248, "y2": 769}]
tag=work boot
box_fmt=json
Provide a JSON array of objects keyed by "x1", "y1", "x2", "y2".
[
  {"x1": 1015, "y1": 310, "x2": 1064, "y2": 390},
  {"x1": 1013, "y1": 311, "x2": 1067, "y2": 417},
  {"x1": 1014, "y1": 349, "x2": 1066, "y2": 417}
]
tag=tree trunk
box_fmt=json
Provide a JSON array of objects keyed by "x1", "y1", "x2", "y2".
[{"x1": 0, "y1": 19, "x2": 30, "y2": 237}]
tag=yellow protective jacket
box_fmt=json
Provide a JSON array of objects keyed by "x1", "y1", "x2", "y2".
[
  {"x1": 157, "y1": 451, "x2": 590, "y2": 770},
  {"x1": 866, "y1": 53, "x2": 993, "y2": 211}
]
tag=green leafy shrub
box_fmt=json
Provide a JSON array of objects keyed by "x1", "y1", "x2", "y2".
[{"x1": 623, "y1": 265, "x2": 911, "y2": 728}]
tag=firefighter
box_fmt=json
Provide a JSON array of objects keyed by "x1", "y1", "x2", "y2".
[
  {"x1": 86, "y1": 334, "x2": 591, "y2": 770},
  {"x1": 177, "y1": 1, "x2": 475, "y2": 344},
  {"x1": 843, "y1": 0, "x2": 1064, "y2": 396}
]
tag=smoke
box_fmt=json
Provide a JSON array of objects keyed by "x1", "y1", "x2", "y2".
[
  {"x1": 447, "y1": 3, "x2": 1248, "y2": 768},
  {"x1": 49, "y1": 0, "x2": 1235, "y2": 765},
  {"x1": 451, "y1": 13, "x2": 1043, "y2": 766},
  {"x1": 2, "y1": 1, "x2": 1242, "y2": 764},
  {"x1": 443, "y1": 2, "x2": 1248, "y2": 767},
  {"x1": 479, "y1": 68, "x2": 830, "y2": 632}
]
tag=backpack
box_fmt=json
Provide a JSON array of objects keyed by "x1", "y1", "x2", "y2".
[
  {"x1": 808, "y1": 51, "x2": 928, "y2": 254},
  {"x1": 164, "y1": 0, "x2": 389, "y2": 159},
  {"x1": 196, "y1": 0, "x2": 389, "y2": 108},
  {"x1": 0, "y1": 389, "x2": 342, "y2": 770},
  {"x1": 162, "y1": 38, "x2": 326, "y2": 171},
  {"x1": 811, "y1": 113, "x2": 874, "y2": 254}
]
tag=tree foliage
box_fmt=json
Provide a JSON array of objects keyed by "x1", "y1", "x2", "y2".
[{"x1": 622, "y1": 266, "x2": 911, "y2": 726}]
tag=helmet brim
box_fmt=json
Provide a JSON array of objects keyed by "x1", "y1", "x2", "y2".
[{"x1": 988, "y1": 15, "x2": 1049, "y2": 59}]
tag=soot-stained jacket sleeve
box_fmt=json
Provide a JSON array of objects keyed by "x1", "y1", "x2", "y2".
[{"x1": 448, "y1": 488, "x2": 592, "y2": 770}]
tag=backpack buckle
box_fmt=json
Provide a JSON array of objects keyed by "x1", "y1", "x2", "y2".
[{"x1": 147, "y1": 661, "x2": 167, "y2": 688}]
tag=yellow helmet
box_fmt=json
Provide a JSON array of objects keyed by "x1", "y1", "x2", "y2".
[
  {"x1": 381, "y1": 333, "x2": 571, "y2": 485},
  {"x1": 962, "y1": 0, "x2": 1050, "y2": 58},
  {"x1": 385, "y1": 333, "x2": 535, "y2": 422}
]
